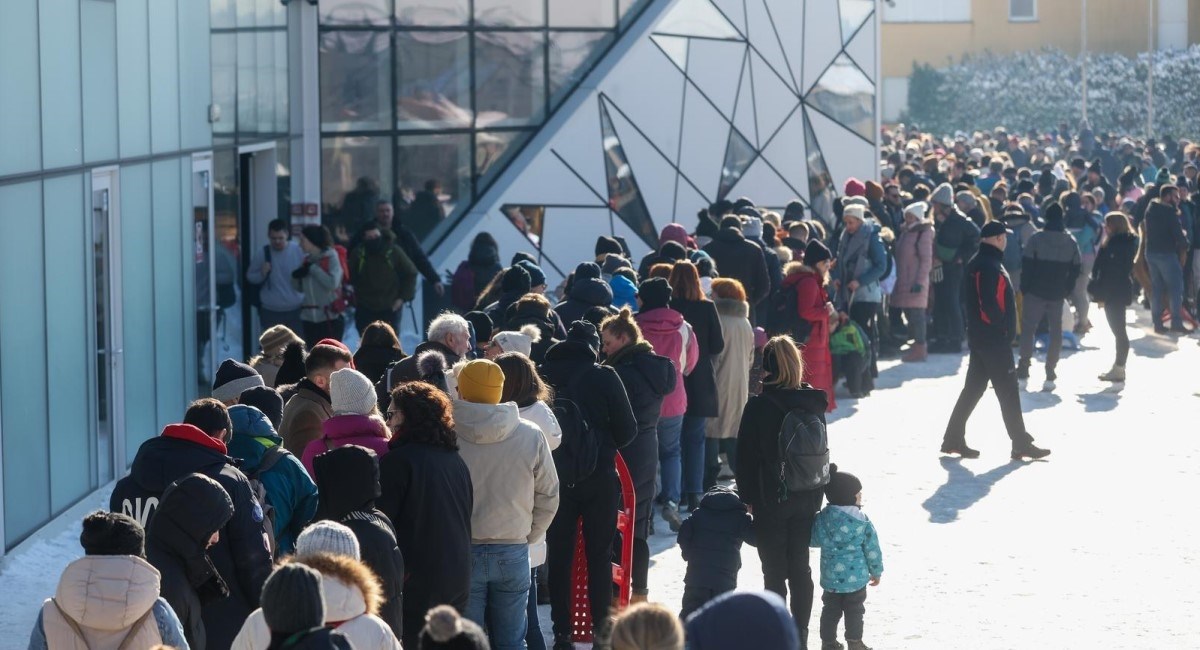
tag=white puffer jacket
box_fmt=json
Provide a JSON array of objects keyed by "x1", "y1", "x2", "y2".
[
  {"x1": 519, "y1": 399, "x2": 561, "y2": 567},
  {"x1": 39, "y1": 556, "x2": 166, "y2": 650}
]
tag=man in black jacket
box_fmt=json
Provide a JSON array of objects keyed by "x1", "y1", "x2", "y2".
[
  {"x1": 941, "y1": 222, "x2": 1051, "y2": 461},
  {"x1": 1144, "y1": 185, "x2": 1191, "y2": 333},
  {"x1": 111, "y1": 399, "x2": 273, "y2": 650},
  {"x1": 929, "y1": 183, "x2": 981, "y2": 353},
  {"x1": 702, "y1": 216, "x2": 771, "y2": 321}
]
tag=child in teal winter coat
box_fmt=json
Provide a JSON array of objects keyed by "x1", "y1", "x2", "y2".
[{"x1": 810, "y1": 470, "x2": 883, "y2": 650}]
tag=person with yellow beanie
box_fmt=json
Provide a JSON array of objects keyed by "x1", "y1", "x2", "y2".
[{"x1": 451, "y1": 359, "x2": 560, "y2": 648}]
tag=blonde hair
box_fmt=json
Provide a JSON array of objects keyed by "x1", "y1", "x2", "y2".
[
  {"x1": 763, "y1": 335, "x2": 805, "y2": 388},
  {"x1": 600, "y1": 307, "x2": 644, "y2": 344},
  {"x1": 1104, "y1": 211, "x2": 1133, "y2": 236},
  {"x1": 611, "y1": 603, "x2": 684, "y2": 650}
]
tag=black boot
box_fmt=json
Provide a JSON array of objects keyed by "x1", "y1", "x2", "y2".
[
  {"x1": 1012, "y1": 441, "x2": 1051, "y2": 460},
  {"x1": 940, "y1": 440, "x2": 981, "y2": 459}
]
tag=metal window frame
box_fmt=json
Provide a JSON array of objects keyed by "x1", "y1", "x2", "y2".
[{"x1": 1008, "y1": 0, "x2": 1038, "y2": 22}]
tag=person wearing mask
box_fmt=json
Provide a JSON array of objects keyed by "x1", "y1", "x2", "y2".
[
  {"x1": 279, "y1": 344, "x2": 353, "y2": 455},
  {"x1": 246, "y1": 219, "x2": 307, "y2": 333},
  {"x1": 705, "y1": 278, "x2": 754, "y2": 490},
  {"x1": 293, "y1": 226, "x2": 346, "y2": 347},
  {"x1": 703, "y1": 216, "x2": 771, "y2": 319},
  {"x1": 378, "y1": 382, "x2": 474, "y2": 648},
  {"x1": 349, "y1": 222, "x2": 418, "y2": 336},
  {"x1": 833, "y1": 204, "x2": 887, "y2": 393},
  {"x1": 599, "y1": 309, "x2": 676, "y2": 604},
  {"x1": 735, "y1": 337, "x2": 829, "y2": 646},
  {"x1": 1143, "y1": 184, "x2": 1191, "y2": 333},
  {"x1": 1089, "y1": 212, "x2": 1140, "y2": 382},
  {"x1": 1017, "y1": 203, "x2": 1082, "y2": 392},
  {"x1": 668, "y1": 261, "x2": 725, "y2": 512},
  {"x1": 892, "y1": 201, "x2": 935, "y2": 362},
  {"x1": 929, "y1": 183, "x2": 981, "y2": 353},
  {"x1": 782, "y1": 242, "x2": 838, "y2": 411}
]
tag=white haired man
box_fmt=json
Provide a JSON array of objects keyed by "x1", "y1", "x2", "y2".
[{"x1": 382, "y1": 311, "x2": 471, "y2": 388}]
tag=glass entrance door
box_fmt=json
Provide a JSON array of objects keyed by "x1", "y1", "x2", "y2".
[
  {"x1": 193, "y1": 155, "x2": 217, "y2": 395},
  {"x1": 91, "y1": 169, "x2": 123, "y2": 484}
]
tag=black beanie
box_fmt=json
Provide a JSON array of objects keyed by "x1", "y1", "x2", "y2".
[
  {"x1": 659, "y1": 240, "x2": 687, "y2": 262},
  {"x1": 638, "y1": 277, "x2": 672, "y2": 310},
  {"x1": 464, "y1": 311, "x2": 494, "y2": 344},
  {"x1": 212, "y1": 359, "x2": 263, "y2": 403},
  {"x1": 825, "y1": 470, "x2": 863, "y2": 506},
  {"x1": 1044, "y1": 203, "x2": 1065, "y2": 231},
  {"x1": 261, "y1": 563, "x2": 325, "y2": 635},
  {"x1": 567, "y1": 320, "x2": 600, "y2": 356},
  {"x1": 239, "y1": 386, "x2": 284, "y2": 430},
  {"x1": 696, "y1": 213, "x2": 720, "y2": 239},
  {"x1": 804, "y1": 239, "x2": 832, "y2": 265},
  {"x1": 595, "y1": 236, "x2": 623, "y2": 258},
  {"x1": 80, "y1": 511, "x2": 145, "y2": 558},
  {"x1": 720, "y1": 215, "x2": 743, "y2": 230},
  {"x1": 500, "y1": 265, "x2": 531, "y2": 294},
  {"x1": 574, "y1": 261, "x2": 601, "y2": 281},
  {"x1": 511, "y1": 251, "x2": 537, "y2": 266},
  {"x1": 273, "y1": 342, "x2": 308, "y2": 388},
  {"x1": 420, "y1": 605, "x2": 491, "y2": 650}
]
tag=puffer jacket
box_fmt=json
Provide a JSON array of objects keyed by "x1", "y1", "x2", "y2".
[
  {"x1": 555, "y1": 277, "x2": 614, "y2": 326},
  {"x1": 297, "y1": 248, "x2": 343, "y2": 323},
  {"x1": 228, "y1": 405, "x2": 319, "y2": 556},
  {"x1": 302, "y1": 414, "x2": 391, "y2": 476},
  {"x1": 635, "y1": 307, "x2": 699, "y2": 418},
  {"x1": 670, "y1": 298, "x2": 725, "y2": 418},
  {"x1": 1021, "y1": 228, "x2": 1082, "y2": 301},
  {"x1": 706, "y1": 298, "x2": 754, "y2": 440},
  {"x1": 451, "y1": 400, "x2": 560, "y2": 545},
  {"x1": 30, "y1": 556, "x2": 187, "y2": 650},
  {"x1": 890, "y1": 220, "x2": 934, "y2": 309},
  {"x1": 810, "y1": 505, "x2": 884, "y2": 593},
  {"x1": 783, "y1": 268, "x2": 835, "y2": 413},
  {"x1": 678, "y1": 487, "x2": 756, "y2": 590}
]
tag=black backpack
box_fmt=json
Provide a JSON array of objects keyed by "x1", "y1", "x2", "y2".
[
  {"x1": 767, "y1": 285, "x2": 813, "y2": 343},
  {"x1": 764, "y1": 392, "x2": 830, "y2": 499},
  {"x1": 551, "y1": 367, "x2": 600, "y2": 487}
]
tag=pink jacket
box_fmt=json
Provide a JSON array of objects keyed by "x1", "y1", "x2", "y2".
[
  {"x1": 636, "y1": 307, "x2": 699, "y2": 418},
  {"x1": 301, "y1": 414, "x2": 391, "y2": 476}
]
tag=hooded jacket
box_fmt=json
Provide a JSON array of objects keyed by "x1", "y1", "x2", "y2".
[
  {"x1": 313, "y1": 446, "x2": 404, "y2": 639},
  {"x1": 735, "y1": 385, "x2": 828, "y2": 512},
  {"x1": 703, "y1": 227, "x2": 771, "y2": 308},
  {"x1": 678, "y1": 487, "x2": 756, "y2": 590},
  {"x1": 31, "y1": 556, "x2": 188, "y2": 650},
  {"x1": 451, "y1": 400, "x2": 560, "y2": 545},
  {"x1": 965, "y1": 243, "x2": 1018, "y2": 349},
  {"x1": 501, "y1": 299, "x2": 564, "y2": 364},
  {"x1": 110, "y1": 425, "x2": 272, "y2": 650},
  {"x1": 1021, "y1": 227, "x2": 1082, "y2": 301},
  {"x1": 1144, "y1": 198, "x2": 1189, "y2": 256},
  {"x1": 539, "y1": 340, "x2": 639, "y2": 472},
  {"x1": 635, "y1": 307, "x2": 699, "y2": 418},
  {"x1": 302, "y1": 414, "x2": 391, "y2": 476},
  {"x1": 891, "y1": 220, "x2": 934, "y2": 309},
  {"x1": 810, "y1": 505, "x2": 884, "y2": 593},
  {"x1": 555, "y1": 277, "x2": 614, "y2": 326},
  {"x1": 706, "y1": 298, "x2": 754, "y2": 440},
  {"x1": 228, "y1": 405, "x2": 319, "y2": 556},
  {"x1": 280, "y1": 379, "x2": 334, "y2": 456},
  {"x1": 1090, "y1": 231, "x2": 1139, "y2": 307},
  {"x1": 782, "y1": 268, "x2": 836, "y2": 413},
  {"x1": 670, "y1": 298, "x2": 726, "y2": 418}
]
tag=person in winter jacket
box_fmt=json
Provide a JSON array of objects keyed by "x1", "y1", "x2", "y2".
[
  {"x1": 892, "y1": 201, "x2": 935, "y2": 362},
  {"x1": 227, "y1": 403, "x2": 319, "y2": 555},
  {"x1": 500, "y1": 293, "x2": 565, "y2": 363},
  {"x1": 250, "y1": 325, "x2": 305, "y2": 388},
  {"x1": 678, "y1": 486, "x2": 756, "y2": 620},
  {"x1": 556, "y1": 262, "x2": 615, "y2": 326},
  {"x1": 378, "y1": 381, "x2": 474, "y2": 648},
  {"x1": 637, "y1": 223, "x2": 695, "y2": 279},
  {"x1": 810, "y1": 470, "x2": 883, "y2": 650},
  {"x1": 28, "y1": 511, "x2": 189, "y2": 650},
  {"x1": 293, "y1": 226, "x2": 346, "y2": 348},
  {"x1": 735, "y1": 336, "x2": 828, "y2": 645},
  {"x1": 998, "y1": 204, "x2": 1039, "y2": 302},
  {"x1": 599, "y1": 308, "x2": 676, "y2": 602},
  {"x1": 929, "y1": 183, "x2": 981, "y2": 353},
  {"x1": 684, "y1": 591, "x2": 800, "y2": 650},
  {"x1": 540, "y1": 321, "x2": 638, "y2": 648},
  {"x1": 1018, "y1": 203, "x2": 1082, "y2": 391},
  {"x1": 704, "y1": 279, "x2": 754, "y2": 489},
  {"x1": 635, "y1": 277, "x2": 699, "y2": 531},
  {"x1": 255, "y1": 563, "x2": 352, "y2": 649},
  {"x1": 311, "y1": 445, "x2": 404, "y2": 638},
  {"x1": 703, "y1": 216, "x2": 771, "y2": 317},
  {"x1": 1090, "y1": 213, "x2": 1139, "y2": 382},
  {"x1": 610, "y1": 273, "x2": 639, "y2": 311},
  {"x1": 1065, "y1": 192, "x2": 1104, "y2": 335},
  {"x1": 354, "y1": 321, "x2": 406, "y2": 385},
  {"x1": 782, "y1": 242, "x2": 838, "y2": 411},
  {"x1": 110, "y1": 399, "x2": 273, "y2": 650},
  {"x1": 484, "y1": 266, "x2": 532, "y2": 325},
  {"x1": 456, "y1": 233, "x2": 504, "y2": 311},
  {"x1": 742, "y1": 213, "x2": 784, "y2": 326},
  {"x1": 350, "y1": 223, "x2": 418, "y2": 335},
  {"x1": 302, "y1": 367, "x2": 392, "y2": 474},
  {"x1": 833, "y1": 205, "x2": 888, "y2": 392},
  {"x1": 280, "y1": 344, "x2": 353, "y2": 455},
  {"x1": 942, "y1": 222, "x2": 1051, "y2": 461},
  {"x1": 1143, "y1": 185, "x2": 1191, "y2": 333},
  {"x1": 212, "y1": 359, "x2": 265, "y2": 406},
  {"x1": 146, "y1": 473, "x2": 235, "y2": 650},
  {"x1": 381, "y1": 312, "x2": 470, "y2": 391},
  {"x1": 232, "y1": 552, "x2": 401, "y2": 650}
]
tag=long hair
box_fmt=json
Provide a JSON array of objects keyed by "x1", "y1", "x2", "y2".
[
  {"x1": 359, "y1": 320, "x2": 401, "y2": 352},
  {"x1": 388, "y1": 381, "x2": 457, "y2": 450},
  {"x1": 494, "y1": 352, "x2": 552, "y2": 407},
  {"x1": 668, "y1": 261, "x2": 705, "y2": 302},
  {"x1": 1104, "y1": 211, "x2": 1134, "y2": 238},
  {"x1": 763, "y1": 335, "x2": 805, "y2": 389}
]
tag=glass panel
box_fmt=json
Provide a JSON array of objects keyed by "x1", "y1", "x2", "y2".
[
  {"x1": 40, "y1": 0, "x2": 83, "y2": 168},
  {"x1": 276, "y1": 139, "x2": 292, "y2": 221},
  {"x1": 396, "y1": 133, "x2": 470, "y2": 239},
  {"x1": 805, "y1": 53, "x2": 874, "y2": 142},
  {"x1": 116, "y1": 0, "x2": 150, "y2": 156},
  {"x1": 212, "y1": 34, "x2": 237, "y2": 137},
  {"x1": 237, "y1": 33, "x2": 258, "y2": 133},
  {"x1": 192, "y1": 166, "x2": 214, "y2": 396},
  {"x1": 501, "y1": 205, "x2": 546, "y2": 248},
  {"x1": 92, "y1": 181, "x2": 114, "y2": 481},
  {"x1": 148, "y1": 0, "x2": 181, "y2": 152},
  {"x1": 178, "y1": 0, "x2": 212, "y2": 149},
  {"x1": 599, "y1": 102, "x2": 657, "y2": 248},
  {"x1": 548, "y1": 31, "x2": 614, "y2": 109},
  {"x1": 256, "y1": 0, "x2": 274, "y2": 27},
  {"x1": 653, "y1": 0, "x2": 739, "y2": 39},
  {"x1": 151, "y1": 159, "x2": 185, "y2": 431},
  {"x1": 237, "y1": 0, "x2": 256, "y2": 27},
  {"x1": 320, "y1": 30, "x2": 392, "y2": 131},
  {"x1": 257, "y1": 33, "x2": 275, "y2": 133},
  {"x1": 322, "y1": 0, "x2": 391, "y2": 26},
  {"x1": 476, "y1": 129, "x2": 533, "y2": 189},
  {"x1": 803, "y1": 109, "x2": 836, "y2": 227},
  {"x1": 396, "y1": 31, "x2": 471, "y2": 130},
  {"x1": 549, "y1": 0, "x2": 615, "y2": 27},
  {"x1": 322, "y1": 136, "x2": 393, "y2": 238},
  {"x1": 474, "y1": 0, "x2": 544, "y2": 27},
  {"x1": 211, "y1": 151, "x2": 243, "y2": 369},
  {"x1": 81, "y1": 0, "x2": 119, "y2": 162},
  {"x1": 211, "y1": 0, "x2": 235, "y2": 28},
  {"x1": 396, "y1": 0, "x2": 468, "y2": 26},
  {"x1": 838, "y1": 0, "x2": 874, "y2": 43},
  {"x1": 120, "y1": 164, "x2": 156, "y2": 467},
  {"x1": 275, "y1": 31, "x2": 289, "y2": 133},
  {"x1": 718, "y1": 127, "x2": 756, "y2": 200},
  {"x1": 474, "y1": 31, "x2": 546, "y2": 128}
]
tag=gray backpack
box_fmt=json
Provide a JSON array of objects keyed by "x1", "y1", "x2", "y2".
[{"x1": 764, "y1": 393, "x2": 830, "y2": 498}]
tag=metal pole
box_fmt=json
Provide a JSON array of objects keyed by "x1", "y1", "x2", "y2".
[
  {"x1": 1148, "y1": 0, "x2": 1155, "y2": 137},
  {"x1": 1081, "y1": 0, "x2": 1088, "y2": 122}
]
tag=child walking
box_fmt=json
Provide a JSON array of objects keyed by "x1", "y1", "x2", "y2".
[
  {"x1": 810, "y1": 470, "x2": 883, "y2": 650},
  {"x1": 677, "y1": 485, "x2": 756, "y2": 620}
]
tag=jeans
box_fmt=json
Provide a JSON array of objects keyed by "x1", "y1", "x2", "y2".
[
  {"x1": 1018, "y1": 295, "x2": 1063, "y2": 375},
  {"x1": 526, "y1": 567, "x2": 546, "y2": 650},
  {"x1": 258, "y1": 307, "x2": 303, "y2": 337},
  {"x1": 820, "y1": 588, "x2": 867, "y2": 642},
  {"x1": 467, "y1": 543, "x2": 531, "y2": 650},
  {"x1": 1147, "y1": 252, "x2": 1185, "y2": 329},
  {"x1": 547, "y1": 469, "x2": 619, "y2": 638},
  {"x1": 1104, "y1": 302, "x2": 1130, "y2": 366},
  {"x1": 1069, "y1": 254, "x2": 1095, "y2": 331},
  {"x1": 933, "y1": 265, "x2": 965, "y2": 349},
  {"x1": 904, "y1": 308, "x2": 927, "y2": 344},
  {"x1": 943, "y1": 344, "x2": 1034, "y2": 448},
  {"x1": 703, "y1": 437, "x2": 738, "y2": 491},
  {"x1": 680, "y1": 416, "x2": 708, "y2": 499},
  {"x1": 656, "y1": 415, "x2": 684, "y2": 504}
]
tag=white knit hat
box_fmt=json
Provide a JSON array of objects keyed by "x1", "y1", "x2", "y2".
[
  {"x1": 330, "y1": 368, "x2": 376, "y2": 416},
  {"x1": 903, "y1": 201, "x2": 929, "y2": 220},
  {"x1": 842, "y1": 204, "x2": 866, "y2": 220},
  {"x1": 296, "y1": 521, "x2": 360, "y2": 560},
  {"x1": 491, "y1": 325, "x2": 541, "y2": 357}
]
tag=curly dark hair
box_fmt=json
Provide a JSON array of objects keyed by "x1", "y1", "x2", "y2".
[{"x1": 388, "y1": 381, "x2": 458, "y2": 450}]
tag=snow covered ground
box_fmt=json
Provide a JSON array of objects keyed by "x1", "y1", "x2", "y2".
[{"x1": 4, "y1": 310, "x2": 1200, "y2": 649}]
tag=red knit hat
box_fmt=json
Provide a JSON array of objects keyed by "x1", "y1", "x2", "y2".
[{"x1": 843, "y1": 177, "x2": 866, "y2": 197}]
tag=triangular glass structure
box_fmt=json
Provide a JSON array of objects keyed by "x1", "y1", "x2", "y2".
[
  {"x1": 654, "y1": 0, "x2": 741, "y2": 39},
  {"x1": 650, "y1": 34, "x2": 689, "y2": 72},
  {"x1": 838, "y1": 0, "x2": 874, "y2": 45},
  {"x1": 802, "y1": 107, "x2": 837, "y2": 227},
  {"x1": 805, "y1": 54, "x2": 874, "y2": 142},
  {"x1": 718, "y1": 127, "x2": 757, "y2": 200},
  {"x1": 500, "y1": 204, "x2": 546, "y2": 249},
  {"x1": 599, "y1": 100, "x2": 659, "y2": 248}
]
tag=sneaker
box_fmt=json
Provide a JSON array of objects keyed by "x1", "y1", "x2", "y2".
[
  {"x1": 822, "y1": 642, "x2": 846, "y2": 650},
  {"x1": 661, "y1": 501, "x2": 682, "y2": 533},
  {"x1": 940, "y1": 442, "x2": 981, "y2": 459},
  {"x1": 1169, "y1": 324, "x2": 1193, "y2": 334},
  {"x1": 1098, "y1": 365, "x2": 1126, "y2": 382},
  {"x1": 846, "y1": 640, "x2": 873, "y2": 650},
  {"x1": 1012, "y1": 442, "x2": 1051, "y2": 460}
]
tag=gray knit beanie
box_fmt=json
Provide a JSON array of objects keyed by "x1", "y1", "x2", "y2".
[{"x1": 296, "y1": 521, "x2": 361, "y2": 560}]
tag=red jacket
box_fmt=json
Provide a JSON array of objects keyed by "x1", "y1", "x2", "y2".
[{"x1": 784, "y1": 269, "x2": 835, "y2": 413}]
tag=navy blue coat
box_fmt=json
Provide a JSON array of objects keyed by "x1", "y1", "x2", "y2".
[{"x1": 678, "y1": 487, "x2": 756, "y2": 590}]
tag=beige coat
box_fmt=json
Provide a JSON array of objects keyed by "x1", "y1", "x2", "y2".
[
  {"x1": 706, "y1": 298, "x2": 754, "y2": 440},
  {"x1": 279, "y1": 384, "x2": 333, "y2": 455},
  {"x1": 40, "y1": 556, "x2": 164, "y2": 650}
]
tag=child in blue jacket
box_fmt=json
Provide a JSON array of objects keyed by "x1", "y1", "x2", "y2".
[{"x1": 810, "y1": 470, "x2": 883, "y2": 650}]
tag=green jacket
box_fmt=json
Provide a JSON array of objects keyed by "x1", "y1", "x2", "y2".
[{"x1": 351, "y1": 232, "x2": 418, "y2": 310}]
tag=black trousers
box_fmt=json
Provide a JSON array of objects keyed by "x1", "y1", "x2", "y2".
[
  {"x1": 680, "y1": 585, "x2": 728, "y2": 621},
  {"x1": 755, "y1": 503, "x2": 816, "y2": 644},
  {"x1": 933, "y1": 265, "x2": 965, "y2": 349},
  {"x1": 702, "y1": 437, "x2": 738, "y2": 491},
  {"x1": 820, "y1": 588, "x2": 867, "y2": 642},
  {"x1": 943, "y1": 344, "x2": 1033, "y2": 447},
  {"x1": 849, "y1": 301, "x2": 879, "y2": 386},
  {"x1": 547, "y1": 468, "x2": 620, "y2": 637},
  {"x1": 1104, "y1": 302, "x2": 1130, "y2": 366}
]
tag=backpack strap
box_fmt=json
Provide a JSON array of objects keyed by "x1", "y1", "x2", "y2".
[{"x1": 252, "y1": 442, "x2": 287, "y2": 478}]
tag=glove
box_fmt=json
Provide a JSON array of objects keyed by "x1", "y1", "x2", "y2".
[
  {"x1": 292, "y1": 263, "x2": 311, "y2": 279},
  {"x1": 912, "y1": 283, "x2": 923, "y2": 293}
]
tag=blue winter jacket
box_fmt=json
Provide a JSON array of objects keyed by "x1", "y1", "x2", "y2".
[
  {"x1": 227, "y1": 405, "x2": 319, "y2": 555},
  {"x1": 810, "y1": 505, "x2": 884, "y2": 593}
]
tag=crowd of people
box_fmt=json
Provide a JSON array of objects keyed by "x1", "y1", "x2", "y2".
[{"x1": 31, "y1": 118, "x2": 1200, "y2": 650}]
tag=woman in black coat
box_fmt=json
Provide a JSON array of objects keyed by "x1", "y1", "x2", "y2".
[
  {"x1": 353, "y1": 321, "x2": 406, "y2": 385},
  {"x1": 1089, "y1": 212, "x2": 1139, "y2": 382},
  {"x1": 378, "y1": 382, "x2": 473, "y2": 650},
  {"x1": 735, "y1": 336, "x2": 829, "y2": 647},
  {"x1": 600, "y1": 308, "x2": 676, "y2": 601},
  {"x1": 669, "y1": 261, "x2": 726, "y2": 511}
]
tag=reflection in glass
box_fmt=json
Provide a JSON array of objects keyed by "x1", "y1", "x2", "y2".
[
  {"x1": 212, "y1": 150, "x2": 243, "y2": 369},
  {"x1": 718, "y1": 128, "x2": 756, "y2": 200},
  {"x1": 256, "y1": 34, "x2": 275, "y2": 133},
  {"x1": 322, "y1": 136, "x2": 394, "y2": 236},
  {"x1": 549, "y1": 0, "x2": 615, "y2": 27},
  {"x1": 321, "y1": 0, "x2": 391, "y2": 26},
  {"x1": 396, "y1": 0, "x2": 469, "y2": 26},
  {"x1": 803, "y1": 109, "x2": 836, "y2": 227},
  {"x1": 212, "y1": 34, "x2": 236, "y2": 136},
  {"x1": 275, "y1": 32, "x2": 289, "y2": 133},
  {"x1": 397, "y1": 31, "x2": 471, "y2": 129},
  {"x1": 396, "y1": 133, "x2": 471, "y2": 239},
  {"x1": 501, "y1": 204, "x2": 546, "y2": 249},
  {"x1": 474, "y1": 32, "x2": 546, "y2": 128},
  {"x1": 548, "y1": 31, "x2": 614, "y2": 109},
  {"x1": 237, "y1": 33, "x2": 258, "y2": 133},
  {"x1": 474, "y1": 0, "x2": 544, "y2": 27},
  {"x1": 599, "y1": 101, "x2": 657, "y2": 248},
  {"x1": 838, "y1": 0, "x2": 874, "y2": 44},
  {"x1": 653, "y1": 0, "x2": 739, "y2": 39},
  {"x1": 476, "y1": 130, "x2": 533, "y2": 191},
  {"x1": 806, "y1": 54, "x2": 874, "y2": 142},
  {"x1": 320, "y1": 31, "x2": 392, "y2": 131}
]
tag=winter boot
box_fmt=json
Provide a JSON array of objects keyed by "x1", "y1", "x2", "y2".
[
  {"x1": 1012, "y1": 442, "x2": 1051, "y2": 460},
  {"x1": 1042, "y1": 369, "x2": 1057, "y2": 392},
  {"x1": 686, "y1": 493, "x2": 702, "y2": 512},
  {"x1": 902, "y1": 342, "x2": 927, "y2": 362},
  {"x1": 822, "y1": 641, "x2": 846, "y2": 650},
  {"x1": 553, "y1": 634, "x2": 574, "y2": 650},
  {"x1": 1098, "y1": 365, "x2": 1126, "y2": 382},
  {"x1": 940, "y1": 441, "x2": 980, "y2": 459},
  {"x1": 661, "y1": 501, "x2": 682, "y2": 533},
  {"x1": 846, "y1": 640, "x2": 873, "y2": 650}
]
